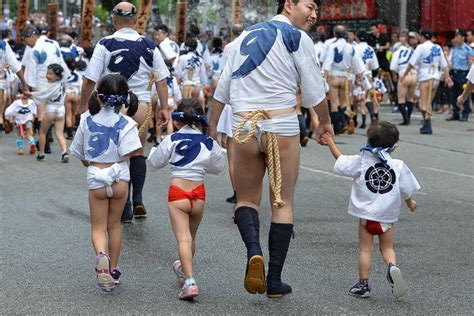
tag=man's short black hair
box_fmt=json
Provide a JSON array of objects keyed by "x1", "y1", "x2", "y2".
[
  {"x1": 419, "y1": 28, "x2": 433, "y2": 40},
  {"x1": 455, "y1": 29, "x2": 467, "y2": 38},
  {"x1": 155, "y1": 24, "x2": 169, "y2": 34},
  {"x1": 357, "y1": 30, "x2": 368, "y2": 42},
  {"x1": 277, "y1": 0, "x2": 322, "y2": 14},
  {"x1": 21, "y1": 26, "x2": 38, "y2": 39}
]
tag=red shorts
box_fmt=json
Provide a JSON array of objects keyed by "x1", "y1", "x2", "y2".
[
  {"x1": 361, "y1": 219, "x2": 393, "y2": 235},
  {"x1": 168, "y1": 184, "x2": 206, "y2": 208}
]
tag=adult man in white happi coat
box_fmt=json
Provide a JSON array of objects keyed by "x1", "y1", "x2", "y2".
[{"x1": 209, "y1": 0, "x2": 332, "y2": 298}]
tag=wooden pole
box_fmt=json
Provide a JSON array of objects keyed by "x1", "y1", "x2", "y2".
[
  {"x1": 16, "y1": 0, "x2": 29, "y2": 40},
  {"x1": 231, "y1": 0, "x2": 243, "y2": 26},
  {"x1": 80, "y1": 0, "x2": 95, "y2": 48},
  {"x1": 175, "y1": 1, "x2": 188, "y2": 45},
  {"x1": 135, "y1": 0, "x2": 153, "y2": 35},
  {"x1": 47, "y1": 2, "x2": 59, "y2": 40}
]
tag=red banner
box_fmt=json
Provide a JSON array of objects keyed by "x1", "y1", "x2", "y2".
[
  {"x1": 421, "y1": 0, "x2": 474, "y2": 32},
  {"x1": 320, "y1": 0, "x2": 376, "y2": 21}
]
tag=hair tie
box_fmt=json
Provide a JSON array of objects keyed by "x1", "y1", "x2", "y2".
[
  {"x1": 171, "y1": 110, "x2": 208, "y2": 127},
  {"x1": 98, "y1": 93, "x2": 129, "y2": 108}
]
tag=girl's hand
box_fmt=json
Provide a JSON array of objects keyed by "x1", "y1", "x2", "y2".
[{"x1": 321, "y1": 132, "x2": 334, "y2": 145}]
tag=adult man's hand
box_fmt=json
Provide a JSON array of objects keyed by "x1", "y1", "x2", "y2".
[{"x1": 315, "y1": 121, "x2": 334, "y2": 145}]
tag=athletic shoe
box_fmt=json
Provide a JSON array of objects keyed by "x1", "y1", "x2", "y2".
[
  {"x1": 349, "y1": 281, "x2": 371, "y2": 298},
  {"x1": 178, "y1": 282, "x2": 199, "y2": 300},
  {"x1": 172, "y1": 260, "x2": 186, "y2": 289},
  {"x1": 29, "y1": 144, "x2": 36, "y2": 155},
  {"x1": 61, "y1": 152, "x2": 69, "y2": 163},
  {"x1": 111, "y1": 268, "x2": 122, "y2": 285},
  {"x1": 36, "y1": 154, "x2": 45, "y2": 161},
  {"x1": 133, "y1": 204, "x2": 147, "y2": 218},
  {"x1": 95, "y1": 252, "x2": 115, "y2": 292},
  {"x1": 17, "y1": 149, "x2": 24, "y2": 156},
  {"x1": 387, "y1": 264, "x2": 408, "y2": 298}
]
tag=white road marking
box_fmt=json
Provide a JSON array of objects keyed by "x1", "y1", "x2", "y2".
[
  {"x1": 421, "y1": 167, "x2": 474, "y2": 180},
  {"x1": 299, "y1": 165, "x2": 351, "y2": 180}
]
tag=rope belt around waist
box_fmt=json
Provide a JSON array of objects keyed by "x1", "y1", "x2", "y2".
[
  {"x1": 233, "y1": 109, "x2": 285, "y2": 209},
  {"x1": 138, "y1": 102, "x2": 153, "y2": 137}
]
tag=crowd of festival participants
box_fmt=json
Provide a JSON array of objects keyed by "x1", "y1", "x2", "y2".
[{"x1": 1, "y1": 0, "x2": 473, "y2": 302}]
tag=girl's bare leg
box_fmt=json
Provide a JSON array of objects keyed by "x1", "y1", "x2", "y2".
[
  {"x1": 107, "y1": 181, "x2": 128, "y2": 268},
  {"x1": 168, "y1": 199, "x2": 205, "y2": 278}
]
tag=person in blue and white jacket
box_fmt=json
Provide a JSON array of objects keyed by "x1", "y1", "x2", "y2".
[{"x1": 147, "y1": 98, "x2": 225, "y2": 301}]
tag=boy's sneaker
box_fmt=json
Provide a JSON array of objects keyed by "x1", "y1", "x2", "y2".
[
  {"x1": 178, "y1": 282, "x2": 199, "y2": 300},
  {"x1": 349, "y1": 281, "x2": 371, "y2": 298},
  {"x1": 95, "y1": 252, "x2": 115, "y2": 292},
  {"x1": 61, "y1": 152, "x2": 69, "y2": 163},
  {"x1": 172, "y1": 260, "x2": 186, "y2": 289},
  {"x1": 37, "y1": 154, "x2": 45, "y2": 161},
  {"x1": 29, "y1": 144, "x2": 36, "y2": 155},
  {"x1": 17, "y1": 149, "x2": 24, "y2": 155},
  {"x1": 111, "y1": 268, "x2": 122, "y2": 285},
  {"x1": 387, "y1": 264, "x2": 408, "y2": 298}
]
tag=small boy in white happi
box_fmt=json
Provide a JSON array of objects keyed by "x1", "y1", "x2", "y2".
[
  {"x1": 322, "y1": 121, "x2": 420, "y2": 299},
  {"x1": 4, "y1": 91, "x2": 37, "y2": 155}
]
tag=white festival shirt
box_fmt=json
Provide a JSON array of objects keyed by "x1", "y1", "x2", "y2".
[
  {"x1": 0, "y1": 40, "x2": 21, "y2": 82},
  {"x1": 22, "y1": 35, "x2": 71, "y2": 90},
  {"x1": 323, "y1": 38, "x2": 365, "y2": 77},
  {"x1": 85, "y1": 28, "x2": 169, "y2": 102},
  {"x1": 467, "y1": 64, "x2": 474, "y2": 84},
  {"x1": 408, "y1": 40, "x2": 447, "y2": 81},
  {"x1": 390, "y1": 45, "x2": 415, "y2": 76},
  {"x1": 334, "y1": 152, "x2": 420, "y2": 223},
  {"x1": 355, "y1": 41, "x2": 380, "y2": 75},
  {"x1": 70, "y1": 107, "x2": 141, "y2": 163},
  {"x1": 5, "y1": 99, "x2": 37, "y2": 124},
  {"x1": 175, "y1": 51, "x2": 208, "y2": 86},
  {"x1": 147, "y1": 125, "x2": 226, "y2": 181},
  {"x1": 159, "y1": 37, "x2": 179, "y2": 62},
  {"x1": 214, "y1": 14, "x2": 326, "y2": 112}
]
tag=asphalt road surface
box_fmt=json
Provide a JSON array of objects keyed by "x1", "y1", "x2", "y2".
[{"x1": 1, "y1": 108, "x2": 473, "y2": 314}]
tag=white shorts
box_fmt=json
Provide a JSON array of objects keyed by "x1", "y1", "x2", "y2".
[
  {"x1": 217, "y1": 104, "x2": 233, "y2": 137},
  {"x1": 87, "y1": 161, "x2": 130, "y2": 197},
  {"x1": 45, "y1": 104, "x2": 65, "y2": 118}
]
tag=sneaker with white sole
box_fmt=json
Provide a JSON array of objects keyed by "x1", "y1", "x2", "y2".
[
  {"x1": 95, "y1": 252, "x2": 115, "y2": 292},
  {"x1": 172, "y1": 260, "x2": 186, "y2": 289},
  {"x1": 387, "y1": 264, "x2": 408, "y2": 298},
  {"x1": 178, "y1": 282, "x2": 199, "y2": 300},
  {"x1": 349, "y1": 281, "x2": 371, "y2": 298}
]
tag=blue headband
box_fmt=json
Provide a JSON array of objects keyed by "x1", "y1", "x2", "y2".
[
  {"x1": 360, "y1": 144, "x2": 396, "y2": 167},
  {"x1": 171, "y1": 110, "x2": 208, "y2": 127},
  {"x1": 98, "y1": 93, "x2": 129, "y2": 109}
]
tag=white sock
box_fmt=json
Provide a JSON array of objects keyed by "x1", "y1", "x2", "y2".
[{"x1": 185, "y1": 277, "x2": 195, "y2": 286}]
